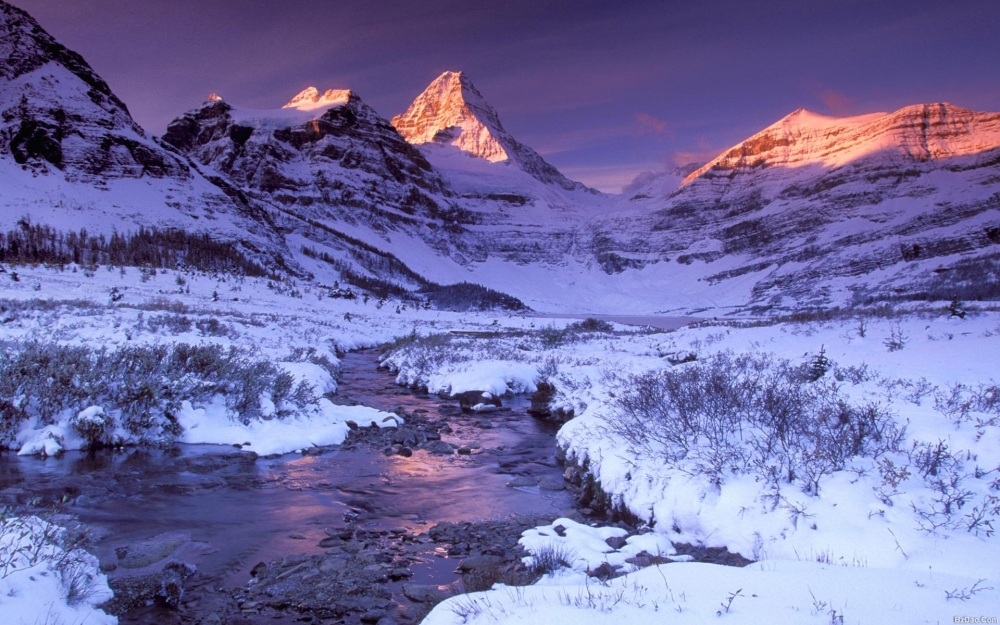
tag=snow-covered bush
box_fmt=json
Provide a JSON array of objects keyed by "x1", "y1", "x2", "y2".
[
  {"x1": 0, "y1": 508, "x2": 114, "y2": 624},
  {"x1": 0, "y1": 340, "x2": 322, "y2": 444},
  {"x1": 69, "y1": 406, "x2": 115, "y2": 448},
  {"x1": 606, "y1": 350, "x2": 904, "y2": 493}
]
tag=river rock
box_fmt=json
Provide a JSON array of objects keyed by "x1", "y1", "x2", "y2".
[
  {"x1": 538, "y1": 478, "x2": 566, "y2": 491},
  {"x1": 423, "y1": 440, "x2": 453, "y2": 455},
  {"x1": 506, "y1": 476, "x2": 537, "y2": 487},
  {"x1": 456, "y1": 390, "x2": 502, "y2": 412},
  {"x1": 114, "y1": 533, "x2": 185, "y2": 569},
  {"x1": 457, "y1": 555, "x2": 502, "y2": 572},
  {"x1": 402, "y1": 583, "x2": 451, "y2": 603},
  {"x1": 102, "y1": 561, "x2": 195, "y2": 614}
]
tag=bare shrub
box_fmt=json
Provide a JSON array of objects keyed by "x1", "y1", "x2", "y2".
[
  {"x1": 607, "y1": 351, "x2": 904, "y2": 493},
  {"x1": 0, "y1": 341, "x2": 319, "y2": 442},
  {"x1": 529, "y1": 543, "x2": 577, "y2": 576}
]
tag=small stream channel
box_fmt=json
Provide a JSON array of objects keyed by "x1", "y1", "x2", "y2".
[{"x1": 0, "y1": 349, "x2": 578, "y2": 624}]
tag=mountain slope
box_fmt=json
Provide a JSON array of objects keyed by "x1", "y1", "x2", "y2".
[
  {"x1": 577, "y1": 103, "x2": 1000, "y2": 310},
  {"x1": 0, "y1": 0, "x2": 287, "y2": 271},
  {"x1": 162, "y1": 88, "x2": 460, "y2": 232},
  {"x1": 392, "y1": 71, "x2": 588, "y2": 192}
]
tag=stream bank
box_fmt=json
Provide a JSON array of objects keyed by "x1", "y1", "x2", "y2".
[{"x1": 0, "y1": 349, "x2": 582, "y2": 624}]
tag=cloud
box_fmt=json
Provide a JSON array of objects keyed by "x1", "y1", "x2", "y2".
[
  {"x1": 816, "y1": 88, "x2": 854, "y2": 116},
  {"x1": 621, "y1": 171, "x2": 661, "y2": 195},
  {"x1": 671, "y1": 137, "x2": 720, "y2": 167},
  {"x1": 634, "y1": 112, "x2": 672, "y2": 136}
]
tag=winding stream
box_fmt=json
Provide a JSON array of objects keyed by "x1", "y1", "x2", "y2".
[{"x1": 0, "y1": 349, "x2": 577, "y2": 623}]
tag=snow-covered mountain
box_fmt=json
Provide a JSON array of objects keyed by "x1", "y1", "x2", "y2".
[
  {"x1": 593, "y1": 103, "x2": 1000, "y2": 309},
  {"x1": 162, "y1": 87, "x2": 449, "y2": 230},
  {"x1": 392, "y1": 71, "x2": 588, "y2": 192},
  {"x1": 3, "y1": 0, "x2": 999, "y2": 313},
  {"x1": 0, "y1": 0, "x2": 288, "y2": 270}
]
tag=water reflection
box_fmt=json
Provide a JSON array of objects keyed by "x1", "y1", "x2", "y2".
[{"x1": 0, "y1": 349, "x2": 575, "y2": 603}]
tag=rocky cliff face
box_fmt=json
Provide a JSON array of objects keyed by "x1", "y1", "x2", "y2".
[
  {"x1": 576, "y1": 103, "x2": 1000, "y2": 308},
  {"x1": 392, "y1": 71, "x2": 588, "y2": 192},
  {"x1": 0, "y1": 0, "x2": 292, "y2": 272},
  {"x1": 162, "y1": 87, "x2": 459, "y2": 234},
  {"x1": 0, "y1": 1, "x2": 185, "y2": 180}
]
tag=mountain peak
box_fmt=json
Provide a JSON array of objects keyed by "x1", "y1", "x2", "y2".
[
  {"x1": 392, "y1": 71, "x2": 587, "y2": 191},
  {"x1": 283, "y1": 86, "x2": 352, "y2": 111},
  {"x1": 391, "y1": 71, "x2": 509, "y2": 163},
  {"x1": 682, "y1": 102, "x2": 1000, "y2": 186}
]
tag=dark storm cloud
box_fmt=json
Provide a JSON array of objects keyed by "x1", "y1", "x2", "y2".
[{"x1": 11, "y1": 0, "x2": 998, "y2": 191}]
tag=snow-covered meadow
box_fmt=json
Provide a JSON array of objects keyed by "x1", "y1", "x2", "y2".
[
  {"x1": 3, "y1": 262, "x2": 1000, "y2": 624},
  {"x1": 0, "y1": 263, "x2": 523, "y2": 625},
  {"x1": 385, "y1": 309, "x2": 1000, "y2": 623}
]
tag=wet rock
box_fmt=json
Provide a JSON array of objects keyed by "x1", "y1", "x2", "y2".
[
  {"x1": 456, "y1": 446, "x2": 472, "y2": 455},
  {"x1": 398, "y1": 446, "x2": 413, "y2": 457},
  {"x1": 402, "y1": 583, "x2": 451, "y2": 603},
  {"x1": 320, "y1": 558, "x2": 347, "y2": 574},
  {"x1": 457, "y1": 555, "x2": 502, "y2": 572},
  {"x1": 563, "y1": 466, "x2": 582, "y2": 485},
  {"x1": 114, "y1": 533, "x2": 185, "y2": 569},
  {"x1": 538, "y1": 479, "x2": 566, "y2": 491},
  {"x1": 506, "y1": 476, "x2": 537, "y2": 488},
  {"x1": 102, "y1": 561, "x2": 195, "y2": 614},
  {"x1": 423, "y1": 440, "x2": 454, "y2": 455},
  {"x1": 604, "y1": 536, "x2": 628, "y2": 550},
  {"x1": 456, "y1": 390, "x2": 501, "y2": 413}
]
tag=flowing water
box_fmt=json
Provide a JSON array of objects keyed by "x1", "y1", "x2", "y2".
[{"x1": 0, "y1": 349, "x2": 576, "y2": 623}]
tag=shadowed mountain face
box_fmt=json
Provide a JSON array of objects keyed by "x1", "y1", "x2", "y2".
[
  {"x1": 0, "y1": 0, "x2": 292, "y2": 274},
  {"x1": 0, "y1": 1, "x2": 185, "y2": 179},
  {"x1": 3, "y1": 0, "x2": 999, "y2": 312},
  {"x1": 161, "y1": 88, "x2": 454, "y2": 234}
]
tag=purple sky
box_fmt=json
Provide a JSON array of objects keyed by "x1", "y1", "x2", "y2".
[{"x1": 12, "y1": 0, "x2": 1000, "y2": 192}]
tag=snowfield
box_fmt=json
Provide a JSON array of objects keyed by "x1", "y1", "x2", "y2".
[
  {"x1": 2, "y1": 264, "x2": 1000, "y2": 624},
  {"x1": 385, "y1": 310, "x2": 1000, "y2": 624}
]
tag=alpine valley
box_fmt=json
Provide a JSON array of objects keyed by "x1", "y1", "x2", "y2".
[
  {"x1": 3, "y1": 3, "x2": 1000, "y2": 625},
  {"x1": 4, "y1": 1, "x2": 998, "y2": 313}
]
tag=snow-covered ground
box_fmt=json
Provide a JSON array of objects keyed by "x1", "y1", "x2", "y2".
[
  {"x1": 0, "y1": 512, "x2": 115, "y2": 625},
  {"x1": 3, "y1": 263, "x2": 1000, "y2": 623},
  {"x1": 385, "y1": 310, "x2": 1000, "y2": 624},
  {"x1": 0, "y1": 263, "x2": 536, "y2": 457}
]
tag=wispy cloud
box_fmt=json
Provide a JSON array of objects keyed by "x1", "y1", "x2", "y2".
[
  {"x1": 634, "y1": 112, "x2": 671, "y2": 135},
  {"x1": 671, "y1": 137, "x2": 721, "y2": 166},
  {"x1": 816, "y1": 88, "x2": 854, "y2": 116}
]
